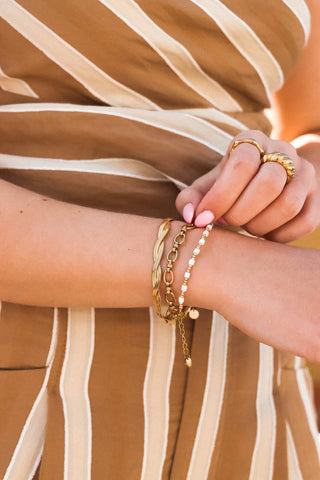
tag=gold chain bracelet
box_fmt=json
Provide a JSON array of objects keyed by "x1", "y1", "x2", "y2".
[
  {"x1": 163, "y1": 223, "x2": 195, "y2": 326},
  {"x1": 163, "y1": 223, "x2": 198, "y2": 367}
]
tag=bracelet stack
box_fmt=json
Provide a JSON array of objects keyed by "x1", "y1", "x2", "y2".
[{"x1": 152, "y1": 218, "x2": 214, "y2": 367}]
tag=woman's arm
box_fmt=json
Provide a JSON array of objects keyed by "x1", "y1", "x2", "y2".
[{"x1": 1, "y1": 177, "x2": 320, "y2": 363}]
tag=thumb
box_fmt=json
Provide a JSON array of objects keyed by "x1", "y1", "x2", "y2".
[{"x1": 175, "y1": 167, "x2": 220, "y2": 223}]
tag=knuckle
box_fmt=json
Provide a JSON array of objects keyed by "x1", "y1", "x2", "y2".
[
  {"x1": 280, "y1": 192, "x2": 303, "y2": 217},
  {"x1": 230, "y1": 150, "x2": 256, "y2": 173},
  {"x1": 237, "y1": 129, "x2": 266, "y2": 141},
  {"x1": 275, "y1": 140, "x2": 297, "y2": 157},
  {"x1": 262, "y1": 169, "x2": 284, "y2": 195}
]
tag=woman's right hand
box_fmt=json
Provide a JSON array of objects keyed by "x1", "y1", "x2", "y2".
[{"x1": 175, "y1": 130, "x2": 320, "y2": 244}]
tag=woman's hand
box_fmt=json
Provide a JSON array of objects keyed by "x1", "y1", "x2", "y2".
[{"x1": 175, "y1": 130, "x2": 320, "y2": 243}]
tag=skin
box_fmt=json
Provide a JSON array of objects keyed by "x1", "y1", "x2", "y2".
[
  {"x1": 0, "y1": 1, "x2": 319, "y2": 363},
  {"x1": 176, "y1": 0, "x2": 320, "y2": 243}
]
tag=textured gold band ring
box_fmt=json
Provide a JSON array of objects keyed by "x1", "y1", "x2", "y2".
[
  {"x1": 230, "y1": 138, "x2": 265, "y2": 157},
  {"x1": 261, "y1": 152, "x2": 295, "y2": 184}
]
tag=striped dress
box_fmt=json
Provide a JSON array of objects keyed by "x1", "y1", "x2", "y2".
[{"x1": 0, "y1": 1, "x2": 319, "y2": 479}]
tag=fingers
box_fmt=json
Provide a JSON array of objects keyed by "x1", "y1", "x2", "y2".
[
  {"x1": 245, "y1": 159, "x2": 315, "y2": 236},
  {"x1": 176, "y1": 129, "x2": 319, "y2": 243},
  {"x1": 224, "y1": 161, "x2": 287, "y2": 226},
  {"x1": 264, "y1": 189, "x2": 320, "y2": 243},
  {"x1": 194, "y1": 131, "x2": 269, "y2": 224},
  {"x1": 175, "y1": 166, "x2": 221, "y2": 223}
]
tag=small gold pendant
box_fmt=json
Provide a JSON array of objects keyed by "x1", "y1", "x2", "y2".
[
  {"x1": 189, "y1": 307, "x2": 199, "y2": 320},
  {"x1": 185, "y1": 356, "x2": 192, "y2": 368}
]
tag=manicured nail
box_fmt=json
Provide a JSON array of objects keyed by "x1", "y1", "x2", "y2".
[
  {"x1": 183, "y1": 202, "x2": 194, "y2": 223},
  {"x1": 194, "y1": 210, "x2": 215, "y2": 227},
  {"x1": 216, "y1": 217, "x2": 228, "y2": 226}
]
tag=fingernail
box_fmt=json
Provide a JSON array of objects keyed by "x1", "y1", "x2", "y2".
[
  {"x1": 216, "y1": 217, "x2": 228, "y2": 226},
  {"x1": 194, "y1": 210, "x2": 215, "y2": 227},
  {"x1": 183, "y1": 203, "x2": 194, "y2": 223}
]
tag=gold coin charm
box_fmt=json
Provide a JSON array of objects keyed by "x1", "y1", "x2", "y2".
[{"x1": 189, "y1": 307, "x2": 200, "y2": 320}]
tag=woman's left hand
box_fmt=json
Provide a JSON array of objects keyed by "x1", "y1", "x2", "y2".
[{"x1": 175, "y1": 129, "x2": 320, "y2": 243}]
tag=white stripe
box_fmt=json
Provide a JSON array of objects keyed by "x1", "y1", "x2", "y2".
[
  {"x1": 4, "y1": 308, "x2": 59, "y2": 480},
  {"x1": 0, "y1": 103, "x2": 233, "y2": 155},
  {"x1": 286, "y1": 422, "x2": 303, "y2": 480},
  {"x1": 175, "y1": 107, "x2": 248, "y2": 130},
  {"x1": 249, "y1": 344, "x2": 276, "y2": 480},
  {"x1": 186, "y1": 312, "x2": 229, "y2": 480},
  {"x1": 189, "y1": 0, "x2": 284, "y2": 101},
  {"x1": 98, "y1": 0, "x2": 241, "y2": 111},
  {"x1": 60, "y1": 308, "x2": 95, "y2": 480},
  {"x1": 0, "y1": 153, "x2": 188, "y2": 190},
  {"x1": 26, "y1": 447, "x2": 43, "y2": 480},
  {"x1": 280, "y1": 0, "x2": 310, "y2": 42},
  {"x1": 296, "y1": 367, "x2": 320, "y2": 463},
  {"x1": 141, "y1": 307, "x2": 176, "y2": 480},
  {"x1": 0, "y1": 66, "x2": 39, "y2": 98},
  {"x1": 0, "y1": 0, "x2": 159, "y2": 109}
]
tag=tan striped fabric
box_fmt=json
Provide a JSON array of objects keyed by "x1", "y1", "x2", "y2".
[{"x1": 0, "y1": 1, "x2": 319, "y2": 479}]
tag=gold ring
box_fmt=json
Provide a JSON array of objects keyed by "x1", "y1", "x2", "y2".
[
  {"x1": 261, "y1": 152, "x2": 295, "y2": 184},
  {"x1": 230, "y1": 138, "x2": 265, "y2": 157}
]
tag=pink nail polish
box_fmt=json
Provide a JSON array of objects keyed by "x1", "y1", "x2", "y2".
[
  {"x1": 216, "y1": 217, "x2": 228, "y2": 226},
  {"x1": 194, "y1": 210, "x2": 215, "y2": 227},
  {"x1": 183, "y1": 203, "x2": 194, "y2": 223}
]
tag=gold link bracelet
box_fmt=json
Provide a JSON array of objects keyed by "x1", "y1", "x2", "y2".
[{"x1": 163, "y1": 223, "x2": 195, "y2": 325}]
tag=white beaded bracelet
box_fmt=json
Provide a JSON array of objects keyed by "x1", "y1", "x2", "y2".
[{"x1": 178, "y1": 222, "x2": 214, "y2": 320}]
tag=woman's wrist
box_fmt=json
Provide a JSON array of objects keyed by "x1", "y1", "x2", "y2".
[{"x1": 159, "y1": 220, "x2": 222, "y2": 312}]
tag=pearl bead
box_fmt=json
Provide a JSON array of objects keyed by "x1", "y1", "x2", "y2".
[
  {"x1": 193, "y1": 248, "x2": 200, "y2": 255},
  {"x1": 203, "y1": 230, "x2": 209, "y2": 237},
  {"x1": 206, "y1": 224, "x2": 213, "y2": 231},
  {"x1": 181, "y1": 285, "x2": 188, "y2": 292},
  {"x1": 178, "y1": 296, "x2": 185, "y2": 304},
  {"x1": 189, "y1": 258, "x2": 195, "y2": 266},
  {"x1": 184, "y1": 272, "x2": 190, "y2": 279},
  {"x1": 199, "y1": 238, "x2": 205, "y2": 245}
]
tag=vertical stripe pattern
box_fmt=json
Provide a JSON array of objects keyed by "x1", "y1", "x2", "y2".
[
  {"x1": 249, "y1": 344, "x2": 276, "y2": 480},
  {"x1": 60, "y1": 308, "x2": 95, "y2": 480},
  {"x1": 186, "y1": 312, "x2": 229, "y2": 480},
  {"x1": 3, "y1": 309, "x2": 58, "y2": 480},
  {"x1": 141, "y1": 307, "x2": 176, "y2": 480}
]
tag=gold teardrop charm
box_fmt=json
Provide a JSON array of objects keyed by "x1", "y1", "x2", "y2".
[
  {"x1": 185, "y1": 356, "x2": 192, "y2": 368},
  {"x1": 189, "y1": 307, "x2": 199, "y2": 320}
]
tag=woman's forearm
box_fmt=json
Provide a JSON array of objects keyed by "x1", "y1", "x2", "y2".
[
  {"x1": 0, "y1": 178, "x2": 171, "y2": 308},
  {"x1": 1, "y1": 178, "x2": 320, "y2": 361}
]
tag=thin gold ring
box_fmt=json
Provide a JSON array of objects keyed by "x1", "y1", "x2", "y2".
[
  {"x1": 230, "y1": 138, "x2": 265, "y2": 157},
  {"x1": 261, "y1": 152, "x2": 295, "y2": 184}
]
